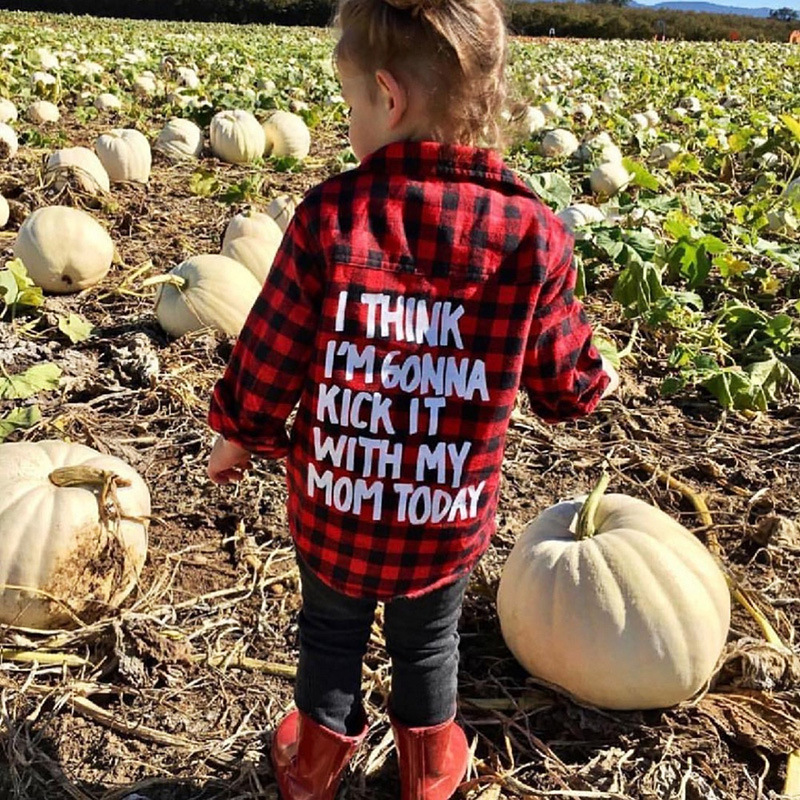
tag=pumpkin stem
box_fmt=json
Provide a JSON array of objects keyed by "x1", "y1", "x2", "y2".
[
  {"x1": 49, "y1": 466, "x2": 132, "y2": 532},
  {"x1": 576, "y1": 471, "x2": 610, "y2": 540},
  {"x1": 141, "y1": 274, "x2": 186, "y2": 290}
]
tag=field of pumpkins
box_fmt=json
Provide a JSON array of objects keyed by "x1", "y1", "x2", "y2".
[{"x1": 0, "y1": 10, "x2": 799, "y2": 800}]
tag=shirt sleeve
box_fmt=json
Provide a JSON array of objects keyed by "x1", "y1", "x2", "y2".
[
  {"x1": 208, "y1": 206, "x2": 324, "y2": 457},
  {"x1": 522, "y1": 219, "x2": 609, "y2": 423}
]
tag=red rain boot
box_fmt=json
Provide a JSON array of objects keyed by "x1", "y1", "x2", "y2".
[
  {"x1": 271, "y1": 709, "x2": 367, "y2": 800},
  {"x1": 391, "y1": 715, "x2": 470, "y2": 800}
]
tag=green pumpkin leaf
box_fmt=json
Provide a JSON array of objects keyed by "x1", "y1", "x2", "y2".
[
  {"x1": 0, "y1": 405, "x2": 41, "y2": 442},
  {"x1": 0, "y1": 363, "x2": 62, "y2": 400},
  {"x1": 57, "y1": 313, "x2": 94, "y2": 343}
]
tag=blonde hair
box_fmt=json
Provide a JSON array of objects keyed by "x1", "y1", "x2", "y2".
[{"x1": 334, "y1": 0, "x2": 508, "y2": 149}]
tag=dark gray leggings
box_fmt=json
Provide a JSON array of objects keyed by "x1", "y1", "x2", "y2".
[{"x1": 294, "y1": 556, "x2": 470, "y2": 735}]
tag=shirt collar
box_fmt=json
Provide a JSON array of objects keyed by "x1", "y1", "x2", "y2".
[{"x1": 358, "y1": 140, "x2": 524, "y2": 189}]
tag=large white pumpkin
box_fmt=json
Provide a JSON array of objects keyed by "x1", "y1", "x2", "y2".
[
  {"x1": 0, "y1": 98, "x2": 18, "y2": 123},
  {"x1": 262, "y1": 110, "x2": 311, "y2": 159},
  {"x1": 46, "y1": 146, "x2": 111, "y2": 194},
  {"x1": 267, "y1": 194, "x2": 299, "y2": 233},
  {"x1": 95, "y1": 128, "x2": 152, "y2": 183},
  {"x1": 0, "y1": 122, "x2": 18, "y2": 159},
  {"x1": 14, "y1": 205, "x2": 115, "y2": 293},
  {"x1": 27, "y1": 100, "x2": 60, "y2": 124},
  {"x1": 0, "y1": 439, "x2": 150, "y2": 629},
  {"x1": 590, "y1": 162, "x2": 631, "y2": 197},
  {"x1": 221, "y1": 234, "x2": 278, "y2": 284},
  {"x1": 557, "y1": 203, "x2": 606, "y2": 232},
  {"x1": 154, "y1": 254, "x2": 261, "y2": 338},
  {"x1": 541, "y1": 129, "x2": 579, "y2": 159},
  {"x1": 0, "y1": 194, "x2": 9, "y2": 229},
  {"x1": 496, "y1": 477, "x2": 731, "y2": 710},
  {"x1": 154, "y1": 117, "x2": 203, "y2": 159},
  {"x1": 94, "y1": 92, "x2": 122, "y2": 112},
  {"x1": 210, "y1": 109, "x2": 266, "y2": 164},
  {"x1": 221, "y1": 209, "x2": 283, "y2": 251}
]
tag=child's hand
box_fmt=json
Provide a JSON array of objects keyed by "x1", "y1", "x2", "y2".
[
  {"x1": 600, "y1": 355, "x2": 620, "y2": 398},
  {"x1": 208, "y1": 435, "x2": 252, "y2": 484}
]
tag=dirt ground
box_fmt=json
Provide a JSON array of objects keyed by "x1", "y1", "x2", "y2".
[{"x1": 0, "y1": 104, "x2": 798, "y2": 800}]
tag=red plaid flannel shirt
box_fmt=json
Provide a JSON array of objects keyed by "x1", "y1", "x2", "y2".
[{"x1": 209, "y1": 141, "x2": 608, "y2": 600}]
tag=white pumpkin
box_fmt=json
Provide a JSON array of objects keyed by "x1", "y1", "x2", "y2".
[
  {"x1": 222, "y1": 209, "x2": 283, "y2": 251},
  {"x1": 46, "y1": 147, "x2": 111, "y2": 194},
  {"x1": 262, "y1": 110, "x2": 311, "y2": 159},
  {"x1": 630, "y1": 112, "x2": 649, "y2": 130},
  {"x1": 0, "y1": 122, "x2": 18, "y2": 159},
  {"x1": 0, "y1": 194, "x2": 9, "y2": 228},
  {"x1": 496, "y1": 476, "x2": 731, "y2": 710},
  {"x1": 0, "y1": 97, "x2": 17, "y2": 123},
  {"x1": 132, "y1": 74, "x2": 157, "y2": 96},
  {"x1": 648, "y1": 142, "x2": 682, "y2": 166},
  {"x1": 95, "y1": 92, "x2": 122, "y2": 112},
  {"x1": 643, "y1": 109, "x2": 660, "y2": 128},
  {"x1": 95, "y1": 128, "x2": 152, "y2": 183},
  {"x1": 590, "y1": 162, "x2": 631, "y2": 196},
  {"x1": 176, "y1": 66, "x2": 200, "y2": 89},
  {"x1": 539, "y1": 100, "x2": 562, "y2": 120},
  {"x1": 14, "y1": 205, "x2": 114, "y2": 293},
  {"x1": 679, "y1": 96, "x2": 702, "y2": 114},
  {"x1": 31, "y1": 70, "x2": 57, "y2": 98},
  {"x1": 267, "y1": 194, "x2": 299, "y2": 233},
  {"x1": 0, "y1": 439, "x2": 150, "y2": 629},
  {"x1": 210, "y1": 109, "x2": 265, "y2": 164},
  {"x1": 784, "y1": 177, "x2": 800, "y2": 199},
  {"x1": 557, "y1": 203, "x2": 606, "y2": 232},
  {"x1": 153, "y1": 254, "x2": 261, "y2": 338},
  {"x1": 154, "y1": 117, "x2": 203, "y2": 159},
  {"x1": 524, "y1": 106, "x2": 546, "y2": 135},
  {"x1": 541, "y1": 129, "x2": 579, "y2": 158},
  {"x1": 27, "y1": 100, "x2": 60, "y2": 124},
  {"x1": 573, "y1": 102, "x2": 593, "y2": 122},
  {"x1": 221, "y1": 234, "x2": 279, "y2": 284}
]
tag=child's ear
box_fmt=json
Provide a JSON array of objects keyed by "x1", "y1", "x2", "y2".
[{"x1": 374, "y1": 69, "x2": 408, "y2": 129}]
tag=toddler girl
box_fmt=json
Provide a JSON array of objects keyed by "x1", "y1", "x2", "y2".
[{"x1": 208, "y1": 1, "x2": 617, "y2": 798}]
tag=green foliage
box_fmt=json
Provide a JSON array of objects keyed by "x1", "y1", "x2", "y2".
[{"x1": 0, "y1": 259, "x2": 45, "y2": 319}]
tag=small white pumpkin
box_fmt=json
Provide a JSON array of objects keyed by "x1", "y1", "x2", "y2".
[
  {"x1": 541, "y1": 129, "x2": 579, "y2": 159},
  {"x1": 27, "y1": 100, "x2": 60, "y2": 124},
  {"x1": 539, "y1": 100, "x2": 562, "y2": 120},
  {"x1": 648, "y1": 142, "x2": 682, "y2": 166},
  {"x1": 496, "y1": 475, "x2": 731, "y2": 710},
  {"x1": 0, "y1": 122, "x2": 18, "y2": 159},
  {"x1": 46, "y1": 147, "x2": 111, "y2": 194},
  {"x1": 679, "y1": 96, "x2": 702, "y2": 114},
  {"x1": 0, "y1": 439, "x2": 150, "y2": 629},
  {"x1": 154, "y1": 254, "x2": 261, "y2": 338},
  {"x1": 14, "y1": 205, "x2": 114, "y2": 293},
  {"x1": 557, "y1": 203, "x2": 606, "y2": 232},
  {"x1": 590, "y1": 162, "x2": 631, "y2": 196},
  {"x1": 221, "y1": 234, "x2": 279, "y2": 284},
  {"x1": 267, "y1": 194, "x2": 299, "y2": 233},
  {"x1": 176, "y1": 66, "x2": 200, "y2": 89},
  {"x1": 95, "y1": 92, "x2": 122, "y2": 112},
  {"x1": 210, "y1": 109, "x2": 265, "y2": 164},
  {"x1": 95, "y1": 128, "x2": 152, "y2": 183},
  {"x1": 262, "y1": 110, "x2": 311, "y2": 159},
  {"x1": 524, "y1": 106, "x2": 546, "y2": 135},
  {"x1": 33, "y1": 47, "x2": 59, "y2": 71},
  {"x1": 669, "y1": 107, "x2": 689, "y2": 123},
  {"x1": 154, "y1": 117, "x2": 203, "y2": 159},
  {"x1": 0, "y1": 194, "x2": 9, "y2": 228},
  {"x1": 630, "y1": 112, "x2": 649, "y2": 130},
  {"x1": 643, "y1": 109, "x2": 660, "y2": 128},
  {"x1": 573, "y1": 102, "x2": 593, "y2": 122},
  {"x1": 222, "y1": 209, "x2": 283, "y2": 251},
  {"x1": 132, "y1": 74, "x2": 157, "y2": 96},
  {"x1": 0, "y1": 97, "x2": 17, "y2": 123},
  {"x1": 31, "y1": 71, "x2": 57, "y2": 97}
]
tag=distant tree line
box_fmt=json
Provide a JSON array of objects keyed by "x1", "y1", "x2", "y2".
[{"x1": 0, "y1": 0, "x2": 796, "y2": 41}]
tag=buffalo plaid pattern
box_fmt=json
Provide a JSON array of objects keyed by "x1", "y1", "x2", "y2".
[{"x1": 209, "y1": 140, "x2": 608, "y2": 600}]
